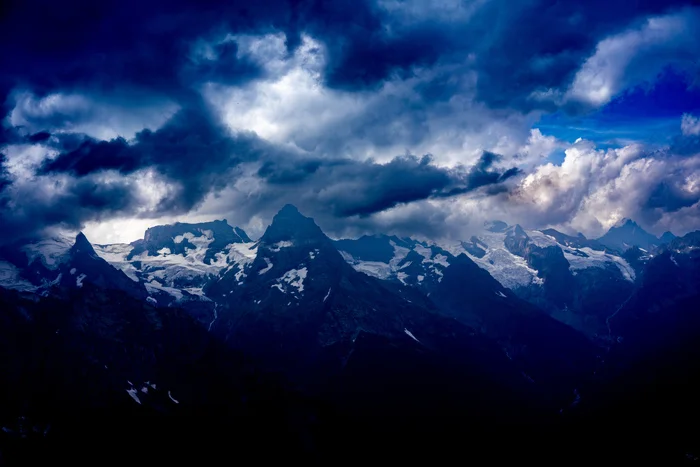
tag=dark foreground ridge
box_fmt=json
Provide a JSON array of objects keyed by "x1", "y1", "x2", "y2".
[{"x1": 1, "y1": 206, "x2": 700, "y2": 463}]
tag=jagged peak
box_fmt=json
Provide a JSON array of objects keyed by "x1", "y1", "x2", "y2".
[
  {"x1": 506, "y1": 224, "x2": 528, "y2": 237},
  {"x1": 275, "y1": 204, "x2": 303, "y2": 218},
  {"x1": 612, "y1": 217, "x2": 636, "y2": 229},
  {"x1": 73, "y1": 232, "x2": 96, "y2": 254},
  {"x1": 263, "y1": 204, "x2": 326, "y2": 244}
]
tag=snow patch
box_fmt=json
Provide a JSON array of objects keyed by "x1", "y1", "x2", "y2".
[
  {"x1": 70, "y1": 268, "x2": 76, "y2": 275},
  {"x1": 496, "y1": 291, "x2": 507, "y2": 298},
  {"x1": 146, "y1": 296, "x2": 158, "y2": 306},
  {"x1": 168, "y1": 391, "x2": 179, "y2": 404},
  {"x1": 270, "y1": 241, "x2": 293, "y2": 252},
  {"x1": 323, "y1": 288, "x2": 332, "y2": 302},
  {"x1": 404, "y1": 328, "x2": 421, "y2": 343},
  {"x1": 397, "y1": 272, "x2": 408, "y2": 285},
  {"x1": 126, "y1": 388, "x2": 142, "y2": 404},
  {"x1": 258, "y1": 257, "x2": 273, "y2": 275},
  {"x1": 351, "y1": 260, "x2": 392, "y2": 279},
  {"x1": 76, "y1": 273, "x2": 87, "y2": 288},
  {"x1": 278, "y1": 267, "x2": 308, "y2": 293}
]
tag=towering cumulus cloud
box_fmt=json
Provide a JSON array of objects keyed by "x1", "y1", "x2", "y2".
[{"x1": 0, "y1": 0, "x2": 699, "y2": 242}]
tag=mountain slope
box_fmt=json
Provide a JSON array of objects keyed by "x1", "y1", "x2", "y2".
[
  {"x1": 0, "y1": 283, "x2": 322, "y2": 463},
  {"x1": 208, "y1": 206, "x2": 595, "y2": 417},
  {"x1": 0, "y1": 232, "x2": 147, "y2": 299}
]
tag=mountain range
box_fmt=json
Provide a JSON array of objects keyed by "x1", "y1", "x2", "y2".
[{"x1": 0, "y1": 205, "x2": 698, "y2": 462}]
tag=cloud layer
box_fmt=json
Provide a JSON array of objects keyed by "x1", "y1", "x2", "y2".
[{"x1": 0, "y1": 0, "x2": 699, "y2": 243}]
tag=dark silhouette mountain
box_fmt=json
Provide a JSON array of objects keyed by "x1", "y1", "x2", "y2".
[
  {"x1": 659, "y1": 231, "x2": 677, "y2": 244},
  {"x1": 430, "y1": 253, "x2": 596, "y2": 402},
  {"x1": 597, "y1": 218, "x2": 661, "y2": 252},
  {"x1": 0, "y1": 283, "x2": 322, "y2": 464},
  {"x1": 1, "y1": 207, "x2": 700, "y2": 462}
]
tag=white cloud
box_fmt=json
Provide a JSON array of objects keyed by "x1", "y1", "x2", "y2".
[
  {"x1": 507, "y1": 139, "x2": 700, "y2": 236},
  {"x1": 514, "y1": 129, "x2": 562, "y2": 168},
  {"x1": 202, "y1": 32, "x2": 541, "y2": 168},
  {"x1": 539, "y1": 9, "x2": 700, "y2": 108},
  {"x1": 682, "y1": 113, "x2": 700, "y2": 136},
  {"x1": 8, "y1": 90, "x2": 178, "y2": 140}
]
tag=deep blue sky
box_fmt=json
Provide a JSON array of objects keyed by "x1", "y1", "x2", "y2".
[
  {"x1": 0, "y1": 0, "x2": 699, "y2": 242},
  {"x1": 539, "y1": 69, "x2": 700, "y2": 154}
]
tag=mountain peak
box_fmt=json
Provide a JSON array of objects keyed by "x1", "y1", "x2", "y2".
[
  {"x1": 276, "y1": 204, "x2": 302, "y2": 218},
  {"x1": 613, "y1": 218, "x2": 636, "y2": 229},
  {"x1": 660, "y1": 231, "x2": 676, "y2": 244},
  {"x1": 263, "y1": 205, "x2": 326, "y2": 244},
  {"x1": 599, "y1": 218, "x2": 659, "y2": 251},
  {"x1": 72, "y1": 232, "x2": 96, "y2": 256}
]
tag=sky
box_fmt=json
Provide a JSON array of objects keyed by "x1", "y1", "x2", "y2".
[{"x1": 1, "y1": 0, "x2": 700, "y2": 244}]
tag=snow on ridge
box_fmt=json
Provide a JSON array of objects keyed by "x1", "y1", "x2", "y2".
[
  {"x1": 525, "y1": 230, "x2": 558, "y2": 248},
  {"x1": 145, "y1": 280, "x2": 183, "y2": 300},
  {"x1": 388, "y1": 241, "x2": 410, "y2": 268},
  {"x1": 449, "y1": 231, "x2": 541, "y2": 290},
  {"x1": 448, "y1": 225, "x2": 636, "y2": 290},
  {"x1": 564, "y1": 247, "x2": 636, "y2": 282},
  {"x1": 352, "y1": 260, "x2": 393, "y2": 279},
  {"x1": 222, "y1": 242, "x2": 258, "y2": 282},
  {"x1": 342, "y1": 240, "x2": 412, "y2": 281},
  {"x1": 21, "y1": 235, "x2": 74, "y2": 270}
]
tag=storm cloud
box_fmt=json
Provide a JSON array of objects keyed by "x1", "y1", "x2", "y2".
[{"x1": 0, "y1": 0, "x2": 699, "y2": 243}]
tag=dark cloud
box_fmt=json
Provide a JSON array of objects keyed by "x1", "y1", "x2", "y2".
[
  {"x1": 0, "y1": 172, "x2": 140, "y2": 243},
  {"x1": 2, "y1": 0, "x2": 689, "y2": 118},
  {"x1": 39, "y1": 102, "x2": 261, "y2": 214},
  {"x1": 645, "y1": 181, "x2": 700, "y2": 213},
  {"x1": 1, "y1": 0, "x2": 699, "y2": 242},
  {"x1": 466, "y1": 0, "x2": 693, "y2": 111},
  {"x1": 256, "y1": 151, "x2": 519, "y2": 218},
  {"x1": 27, "y1": 131, "x2": 51, "y2": 143}
]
